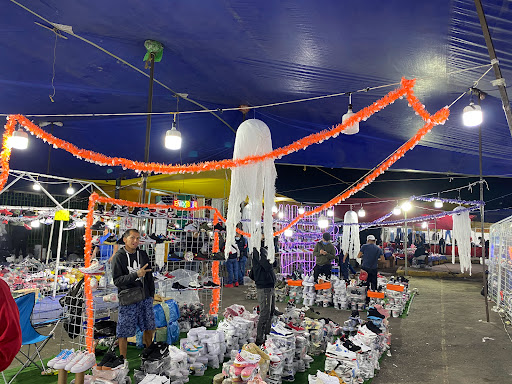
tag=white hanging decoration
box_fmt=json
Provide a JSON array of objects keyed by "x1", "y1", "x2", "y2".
[
  {"x1": 452, "y1": 206, "x2": 472, "y2": 275},
  {"x1": 225, "y1": 119, "x2": 277, "y2": 262},
  {"x1": 342, "y1": 210, "x2": 360, "y2": 260}
]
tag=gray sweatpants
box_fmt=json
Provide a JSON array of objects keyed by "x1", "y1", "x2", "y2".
[{"x1": 256, "y1": 287, "x2": 275, "y2": 344}]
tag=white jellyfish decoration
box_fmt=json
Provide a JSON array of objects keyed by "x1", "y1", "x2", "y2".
[
  {"x1": 224, "y1": 119, "x2": 277, "y2": 262},
  {"x1": 452, "y1": 206, "x2": 472, "y2": 275},
  {"x1": 342, "y1": 210, "x2": 361, "y2": 262}
]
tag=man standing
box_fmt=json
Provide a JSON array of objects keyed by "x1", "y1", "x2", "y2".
[
  {"x1": 225, "y1": 242, "x2": 240, "y2": 287},
  {"x1": 236, "y1": 234, "x2": 248, "y2": 286},
  {"x1": 313, "y1": 233, "x2": 336, "y2": 282},
  {"x1": 111, "y1": 229, "x2": 155, "y2": 359},
  {"x1": 252, "y1": 235, "x2": 276, "y2": 346},
  {"x1": 439, "y1": 236, "x2": 446, "y2": 255},
  {"x1": 357, "y1": 235, "x2": 383, "y2": 292}
]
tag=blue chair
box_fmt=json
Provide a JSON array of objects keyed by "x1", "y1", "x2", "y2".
[{"x1": 2, "y1": 292, "x2": 61, "y2": 384}]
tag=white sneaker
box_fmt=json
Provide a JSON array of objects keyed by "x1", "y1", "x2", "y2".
[
  {"x1": 47, "y1": 349, "x2": 72, "y2": 368},
  {"x1": 79, "y1": 260, "x2": 104, "y2": 274},
  {"x1": 70, "y1": 352, "x2": 96, "y2": 373},
  {"x1": 53, "y1": 349, "x2": 77, "y2": 369},
  {"x1": 64, "y1": 350, "x2": 86, "y2": 371}
]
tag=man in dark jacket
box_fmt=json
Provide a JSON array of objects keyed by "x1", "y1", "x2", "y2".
[
  {"x1": 236, "y1": 234, "x2": 248, "y2": 286},
  {"x1": 111, "y1": 229, "x2": 155, "y2": 358},
  {"x1": 252, "y1": 235, "x2": 277, "y2": 346},
  {"x1": 313, "y1": 232, "x2": 336, "y2": 282}
]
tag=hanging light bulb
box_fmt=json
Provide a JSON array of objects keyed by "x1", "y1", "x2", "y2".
[
  {"x1": 358, "y1": 206, "x2": 366, "y2": 218},
  {"x1": 7, "y1": 128, "x2": 28, "y2": 149},
  {"x1": 327, "y1": 209, "x2": 334, "y2": 217},
  {"x1": 66, "y1": 183, "x2": 75, "y2": 195},
  {"x1": 284, "y1": 228, "x2": 293, "y2": 237},
  {"x1": 434, "y1": 199, "x2": 443, "y2": 208},
  {"x1": 462, "y1": 98, "x2": 483, "y2": 127},
  {"x1": 318, "y1": 216, "x2": 329, "y2": 229},
  {"x1": 272, "y1": 206, "x2": 278, "y2": 213},
  {"x1": 401, "y1": 201, "x2": 412, "y2": 212},
  {"x1": 341, "y1": 93, "x2": 360, "y2": 135},
  {"x1": 32, "y1": 182, "x2": 41, "y2": 191},
  {"x1": 165, "y1": 116, "x2": 182, "y2": 150},
  {"x1": 393, "y1": 205, "x2": 401, "y2": 215},
  {"x1": 30, "y1": 220, "x2": 40, "y2": 228},
  {"x1": 278, "y1": 211, "x2": 284, "y2": 219},
  {"x1": 421, "y1": 221, "x2": 427, "y2": 229},
  {"x1": 298, "y1": 206, "x2": 305, "y2": 215}
]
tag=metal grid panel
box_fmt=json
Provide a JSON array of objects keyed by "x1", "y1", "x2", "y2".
[{"x1": 488, "y1": 215, "x2": 512, "y2": 321}]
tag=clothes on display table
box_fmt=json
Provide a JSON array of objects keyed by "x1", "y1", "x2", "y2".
[{"x1": 10, "y1": 222, "x2": 29, "y2": 258}]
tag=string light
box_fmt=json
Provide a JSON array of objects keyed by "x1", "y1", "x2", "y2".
[{"x1": 318, "y1": 216, "x2": 329, "y2": 229}]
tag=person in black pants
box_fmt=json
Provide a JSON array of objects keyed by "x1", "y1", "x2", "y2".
[
  {"x1": 357, "y1": 235, "x2": 384, "y2": 293},
  {"x1": 313, "y1": 233, "x2": 336, "y2": 282}
]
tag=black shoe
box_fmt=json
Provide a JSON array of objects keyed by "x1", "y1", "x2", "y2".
[
  {"x1": 172, "y1": 282, "x2": 187, "y2": 290},
  {"x1": 141, "y1": 342, "x2": 158, "y2": 359},
  {"x1": 103, "y1": 235, "x2": 117, "y2": 244},
  {"x1": 149, "y1": 234, "x2": 164, "y2": 244},
  {"x1": 103, "y1": 354, "x2": 125, "y2": 370},
  {"x1": 343, "y1": 339, "x2": 361, "y2": 352},
  {"x1": 203, "y1": 281, "x2": 220, "y2": 287},
  {"x1": 147, "y1": 342, "x2": 169, "y2": 361},
  {"x1": 97, "y1": 351, "x2": 116, "y2": 369},
  {"x1": 273, "y1": 309, "x2": 283, "y2": 316},
  {"x1": 366, "y1": 321, "x2": 382, "y2": 335},
  {"x1": 368, "y1": 307, "x2": 385, "y2": 319},
  {"x1": 131, "y1": 207, "x2": 141, "y2": 216},
  {"x1": 91, "y1": 221, "x2": 105, "y2": 231},
  {"x1": 97, "y1": 204, "x2": 105, "y2": 214}
]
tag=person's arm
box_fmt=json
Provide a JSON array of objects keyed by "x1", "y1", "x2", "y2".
[
  {"x1": 325, "y1": 245, "x2": 336, "y2": 261},
  {"x1": 258, "y1": 248, "x2": 273, "y2": 271},
  {"x1": 357, "y1": 251, "x2": 363, "y2": 259},
  {"x1": 313, "y1": 243, "x2": 321, "y2": 258},
  {"x1": 379, "y1": 248, "x2": 384, "y2": 261}
]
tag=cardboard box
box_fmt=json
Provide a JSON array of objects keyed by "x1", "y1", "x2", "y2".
[
  {"x1": 396, "y1": 259, "x2": 406, "y2": 266},
  {"x1": 378, "y1": 259, "x2": 391, "y2": 269}
]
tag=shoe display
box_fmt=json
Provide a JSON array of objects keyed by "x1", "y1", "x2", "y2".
[
  {"x1": 103, "y1": 354, "x2": 125, "y2": 369},
  {"x1": 47, "y1": 349, "x2": 72, "y2": 368},
  {"x1": 53, "y1": 349, "x2": 77, "y2": 369},
  {"x1": 203, "y1": 280, "x2": 220, "y2": 287},
  {"x1": 79, "y1": 260, "x2": 105, "y2": 274},
  {"x1": 97, "y1": 351, "x2": 116, "y2": 370},
  {"x1": 172, "y1": 282, "x2": 187, "y2": 290},
  {"x1": 188, "y1": 281, "x2": 202, "y2": 289},
  {"x1": 146, "y1": 342, "x2": 169, "y2": 361},
  {"x1": 64, "y1": 350, "x2": 86, "y2": 371},
  {"x1": 91, "y1": 221, "x2": 105, "y2": 231}
]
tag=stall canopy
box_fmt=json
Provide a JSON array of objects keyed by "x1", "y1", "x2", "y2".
[{"x1": 1, "y1": 0, "x2": 512, "y2": 181}]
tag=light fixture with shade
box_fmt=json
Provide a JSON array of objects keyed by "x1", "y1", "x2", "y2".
[
  {"x1": 341, "y1": 93, "x2": 360, "y2": 135},
  {"x1": 421, "y1": 221, "x2": 427, "y2": 229},
  {"x1": 358, "y1": 205, "x2": 366, "y2": 218},
  {"x1": 393, "y1": 205, "x2": 401, "y2": 215},
  {"x1": 462, "y1": 93, "x2": 483, "y2": 127},
  {"x1": 318, "y1": 216, "x2": 329, "y2": 229},
  {"x1": 327, "y1": 209, "x2": 334, "y2": 217},
  {"x1": 284, "y1": 228, "x2": 293, "y2": 237},
  {"x1": 401, "y1": 201, "x2": 412, "y2": 212},
  {"x1": 278, "y1": 211, "x2": 284, "y2": 219},
  {"x1": 165, "y1": 115, "x2": 182, "y2": 150},
  {"x1": 298, "y1": 206, "x2": 305, "y2": 215},
  {"x1": 30, "y1": 220, "x2": 40, "y2": 228},
  {"x1": 32, "y1": 182, "x2": 41, "y2": 191},
  {"x1": 7, "y1": 128, "x2": 28, "y2": 149},
  {"x1": 66, "y1": 183, "x2": 75, "y2": 195}
]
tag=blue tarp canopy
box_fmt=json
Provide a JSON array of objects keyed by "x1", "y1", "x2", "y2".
[{"x1": 1, "y1": 0, "x2": 511, "y2": 181}]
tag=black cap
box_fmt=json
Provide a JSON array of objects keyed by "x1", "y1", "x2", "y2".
[{"x1": 322, "y1": 232, "x2": 331, "y2": 241}]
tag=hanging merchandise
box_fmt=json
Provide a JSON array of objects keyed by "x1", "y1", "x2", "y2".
[
  {"x1": 341, "y1": 210, "x2": 360, "y2": 260},
  {"x1": 452, "y1": 206, "x2": 472, "y2": 274},
  {"x1": 224, "y1": 119, "x2": 277, "y2": 262}
]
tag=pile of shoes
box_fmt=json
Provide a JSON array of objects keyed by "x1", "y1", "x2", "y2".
[
  {"x1": 185, "y1": 327, "x2": 226, "y2": 369},
  {"x1": 314, "y1": 275, "x2": 332, "y2": 307},
  {"x1": 347, "y1": 282, "x2": 367, "y2": 311},
  {"x1": 133, "y1": 342, "x2": 173, "y2": 383},
  {"x1": 217, "y1": 315, "x2": 258, "y2": 356},
  {"x1": 324, "y1": 305, "x2": 391, "y2": 382},
  {"x1": 274, "y1": 279, "x2": 288, "y2": 303},
  {"x1": 92, "y1": 351, "x2": 130, "y2": 383},
  {"x1": 302, "y1": 275, "x2": 315, "y2": 306},
  {"x1": 220, "y1": 344, "x2": 270, "y2": 384},
  {"x1": 178, "y1": 302, "x2": 207, "y2": 332},
  {"x1": 341, "y1": 310, "x2": 362, "y2": 337},
  {"x1": 308, "y1": 370, "x2": 345, "y2": 384},
  {"x1": 245, "y1": 284, "x2": 258, "y2": 300},
  {"x1": 264, "y1": 322, "x2": 297, "y2": 383},
  {"x1": 178, "y1": 339, "x2": 208, "y2": 377},
  {"x1": 331, "y1": 275, "x2": 347, "y2": 310},
  {"x1": 288, "y1": 283, "x2": 303, "y2": 303},
  {"x1": 385, "y1": 276, "x2": 410, "y2": 317},
  {"x1": 303, "y1": 318, "x2": 326, "y2": 356}
]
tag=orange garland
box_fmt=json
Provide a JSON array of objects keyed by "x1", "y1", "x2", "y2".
[
  {"x1": 0, "y1": 118, "x2": 15, "y2": 191},
  {"x1": 209, "y1": 261, "x2": 221, "y2": 315},
  {"x1": 1, "y1": 78, "x2": 415, "y2": 189}
]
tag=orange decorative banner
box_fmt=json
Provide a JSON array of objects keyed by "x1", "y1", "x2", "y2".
[{"x1": 209, "y1": 261, "x2": 221, "y2": 315}]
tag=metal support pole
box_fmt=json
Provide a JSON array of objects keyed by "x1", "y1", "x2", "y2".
[
  {"x1": 141, "y1": 52, "x2": 156, "y2": 202},
  {"x1": 404, "y1": 212, "x2": 408, "y2": 276},
  {"x1": 52, "y1": 220, "x2": 64, "y2": 298},
  {"x1": 45, "y1": 219, "x2": 55, "y2": 265},
  {"x1": 478, "y1": 110, "x2": 490, "y2": 322},
  {"x1": 115, "y1": 178, "x2": 121, "y2": 199},
  {"x1": 473, "y1": 0, "x2": 512, "y2": 136}
]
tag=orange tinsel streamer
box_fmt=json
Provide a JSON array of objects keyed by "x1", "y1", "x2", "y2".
[
  {"x1": 0, "y1": 78, "x2": 413, "y2": 189},
  {"x1": 0, "y1": 119, "x2": 15, "y2": 190},
  {"x1": 84, "y1": 194, "x2": 97, "y2": 352},
  {"x1": 209, "y1": 261, "x2": 221, "y2": 315}
]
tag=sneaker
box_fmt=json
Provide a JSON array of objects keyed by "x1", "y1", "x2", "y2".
[
  {"x1": 97, "y1": 351, "x2": 116, "y2": 370},
  {"x1": 103, "y1": 354, "x2": 125, "y2": 369},
  {"x1": 64, "y1": 350, "x2": 86, "y2": 371},
  {"x1": 102, "y1": 293, "x2": 118, "y2": 302},
  {"x1": 53, "y1": 349, "x2": 77, "y2": 369},
  {"x1": 188, "y1": 281, "x2": 202, "y2": 289},
  {"x1": 47, "y1": 349, "x2": 71, "y2": 368},
  {"x1": 172, "y1": 282, "x2": 187, "y2": 290},
  {"x1": 234, "y1": 282, "x2": 239, "y2": 287},
  {"x1": 224, "y1": 283, "x2": 234, "y2": 288},
  {"x1": 63, "y1": 221, "x2": 76, "y2": 231},
  {"x1": 325, "y1": 342, "x2": 357, "y2": 361},
  {"x1": 91, "y1": 221, "x2": 105, "y2": 231},
  {"x1": 70, "y1": 352, "x2": 96, "y2": 373},
  {"x1": 79, "y1": 260, "x2": 104, "y2": 274},
  {"x1": 203, "y1": 281, "x2": 220, "y2": 287},
  {"x1": 146, "y1": 342, "x2": 169, "y2": 361}
]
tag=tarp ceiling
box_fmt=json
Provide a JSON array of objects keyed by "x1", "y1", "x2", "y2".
[{"x1": 1, "y1": 0, "x2": 512, "y2": 183}]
